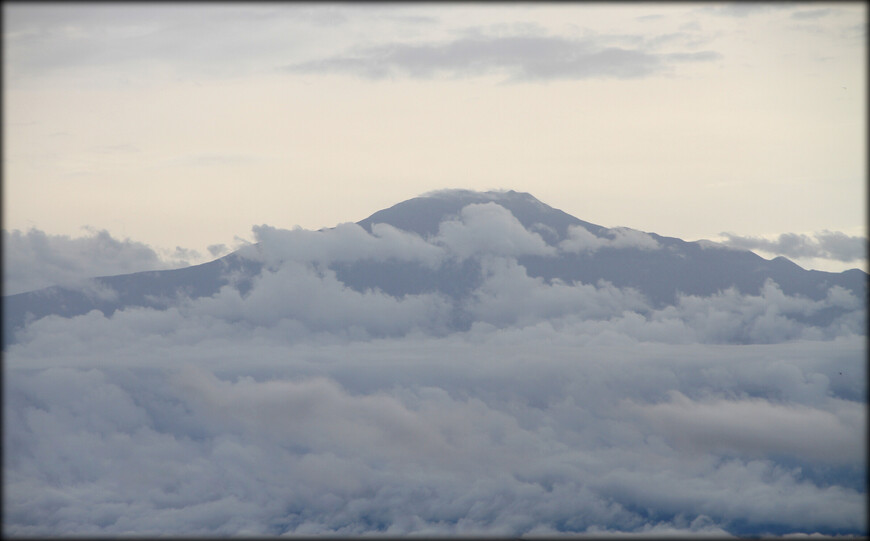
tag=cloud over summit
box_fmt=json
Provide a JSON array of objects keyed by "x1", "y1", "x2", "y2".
[{"x1": 435, "y1": 202, "x2": 555, "y2": 259}]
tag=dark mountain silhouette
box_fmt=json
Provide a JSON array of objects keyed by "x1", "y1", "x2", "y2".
[{"x1": 3, "y1": 189, "x2": 866, "y2": 347}]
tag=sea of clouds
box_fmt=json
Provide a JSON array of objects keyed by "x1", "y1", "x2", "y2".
[{"x1": 3, "y1": 203, "x2": 867, "y2": 536}]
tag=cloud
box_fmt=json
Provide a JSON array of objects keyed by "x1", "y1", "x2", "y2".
[
  {"x1": 207, "y1": 243, "x2": 229, "y2": 257},
  {"x1": 719, "y1": 231, "x2": 867, "y2": 263},
  {"x1": 791, "y1": 9, "x2": 833, "y2": 20},
  {"x1": 251, "y1": 221, "x2": 445, "y2": 269},
  {"x1": 3, "y1": 4, "x2": 446, "y2": 86},
  {"x1": 434, "y1": 203, "x2": 555, "y2": 259},
  {"x1": 5, "y1": 327, "x2": 865, "y2": 535},
  {"x1": 188, "y1": 261, "x2": 453, "y2": 338},
  {"x1": 2, "y1": 208, "x2": 866, "y2": 537},
  {"x1": 559, "y1": 225, "x2": 660, "y2": 253},
  {"x1": 2, "y1": 227, "x2": 201, "y2": 295},
  {"x1": 652, "y1": 279, "x2": 866, "y2": 344},
  {"x1": 3, "y1": 4, "x2": 352, "y2": 83},
  {"x1": 701, "y1": 4, "x2": 794, "y2": 18},
  {"x1": 285, "y1": 33, "x2": 720, "y2": 81},
  {"x1": 627, "y1": 390, "x2": 864, "y2": 464},
  {"x1": 465, "y1": 257, "x2": 650, "y2": 328}
]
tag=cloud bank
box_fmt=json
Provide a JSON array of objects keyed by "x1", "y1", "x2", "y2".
[
  {"x1": 3, "y1": 203, "x2": 866, "y2": 537},
  {"x1": 2, "y1": 227, "x2": 205, "y2": 295}
]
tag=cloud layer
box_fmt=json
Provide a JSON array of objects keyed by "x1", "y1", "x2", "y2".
[
  {"x1": 3, "y1": 203, "x2": 866, "y2": 537},
  {"x1": 5, "y1": 331, "x2": 865, "y2": 536}
]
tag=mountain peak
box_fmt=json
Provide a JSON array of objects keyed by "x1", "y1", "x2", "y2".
[
  {"x1": 358, "y1": 189, "x2": 602, "y2": 241},
  {"x1": 421, "y1": 188, "x2": 539, "y2": 202}
]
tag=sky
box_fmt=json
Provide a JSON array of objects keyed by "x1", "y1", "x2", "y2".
[
  {"x1": 2, "y1": 5, "x2": 867, "y2": 535},
  {"x1": 2, "y1": 2, "x2": 867, "y2": 275}
]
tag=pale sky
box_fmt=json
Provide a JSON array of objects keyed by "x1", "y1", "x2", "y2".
[{"x1": 3, "y1": 2, "x2": 866, "y2": 272}]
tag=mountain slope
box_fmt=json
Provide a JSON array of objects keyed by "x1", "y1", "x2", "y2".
[{"x1": 349, "y1": 189, "x2": 865, "y2": 305}]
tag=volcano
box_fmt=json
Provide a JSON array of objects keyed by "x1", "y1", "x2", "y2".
[{"x1": 3, "y1": 189, "x2": 865, "y2": 347}]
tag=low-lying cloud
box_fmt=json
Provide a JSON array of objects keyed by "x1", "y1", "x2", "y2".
[
  {"x1": 627, "y1": 390, "x2": 864, "y2": 464},
  {"x1": 720, "y1": 230, "x2": 867, "y2": 263},
  {"x1": 286, "y1": 33, "x2": 721, "y2": 81},
  {"x1": 252, "y1": 221, "x2": 444, "y2": 269},
  {"x1": 6, "y1": 329, "x2": 865, "y2": 536},
  {"x1": 2, "y1": 227, "x2": 203, "y2": 295},
  {"x1": 560, "y1": 224, "x2": 660, "y2": 253},
  {"x1": 3, "y1": 202, "x2": 866, "y2": 537},
  {"x1": 436, "y1": 202, "x2": 555, "y2": 259}
]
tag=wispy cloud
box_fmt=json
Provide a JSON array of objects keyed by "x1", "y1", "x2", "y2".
[
  {"x1": 791, "y1": 8, "x2": 833, "y2": 20},
  {"x1": 720, "y1": 231, "x2": 867, "y2": 263},
  {"x1": 559, "y1": 225, "x2": 659, "y2": 253},
  {"x1": 3, "y1": 4, "x2": 347, "y2": 81},
  {"x1": 285, "y1": 34, "x2": 720, "y2": 81},
  {"x1": 701, "y1": 4, "x2": 794, "y2": 18}
]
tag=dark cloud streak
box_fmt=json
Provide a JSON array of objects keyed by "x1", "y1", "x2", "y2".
[{"x1": 720, "y1": 231, "x2": 867, "y2": 263}]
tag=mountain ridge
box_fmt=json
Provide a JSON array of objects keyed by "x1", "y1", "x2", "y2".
[{"x1": 358, "y1": 189, "x2": 608, "y2": 243}]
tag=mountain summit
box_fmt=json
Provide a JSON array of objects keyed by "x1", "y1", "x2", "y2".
[
  {"x1": 355, "y1": 189, "x2": 862, "y2": 302},
  {"x1": 358, "y1": 189, "x2": 606, "y2": 243},
  {"x1": 3, "y1": 190, "x2": 865, "y2": 346}
]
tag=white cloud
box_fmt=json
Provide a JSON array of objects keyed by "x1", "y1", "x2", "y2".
[
  {"x1": 188, "y1": 261, "x2": 453, "y2": 337},
  {"x1": 465, "y1": 256, "x2": 650, "y2": 327},
  {"x1": 559, "y1": 225, "x2": 660, "y2": 253},
  {"x1": 2, "y1": 227, "x2": 200, "y2": 295},
  {"x1": 5, "y1": 328, "x2": 865, "y2": 535},
  {"x1": 558, "y1": 224, "x2": 605, "y2": 252},
  {"x1": 609, "y1": 227, "x2": 661, "y2": 250},
  {"x1": 626, "y1": 390, "x2": 864, "y2": 464},
  {"x1": 251, "y1": 221, "x2": 445, "y2": 269},
  {"x1": 434, "y1": 202, "x2": 555, "y2": 259},
  {"x1": 653, "y1": 280, "x2": 867, "y2": 344}
]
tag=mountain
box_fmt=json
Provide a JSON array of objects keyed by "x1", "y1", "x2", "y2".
[
  {"x1": 3, "y1": 189, "x2": 865, "y2": 347},
  {"x1": 349, "y1": 189, "x2": 865, "y2": 308}
]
